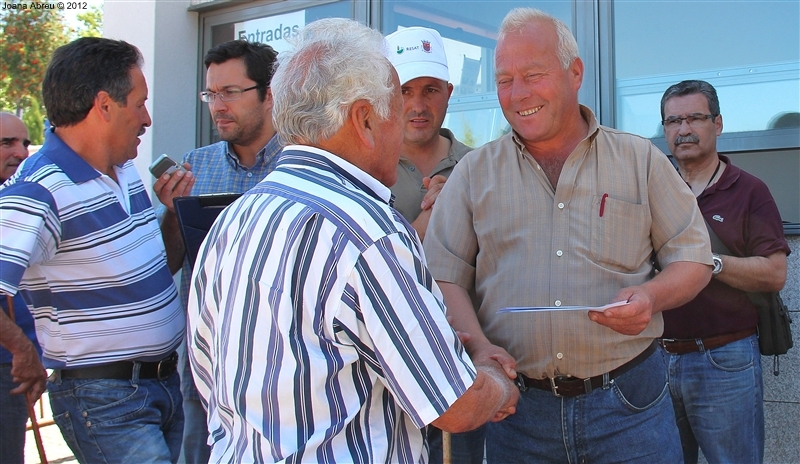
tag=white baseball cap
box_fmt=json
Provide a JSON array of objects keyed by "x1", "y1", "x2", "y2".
[{"x1": 385, "y1": 27, "x2": 449, "y2": 85}]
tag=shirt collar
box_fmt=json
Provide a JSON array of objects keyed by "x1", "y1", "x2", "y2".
[
  {"x1": 224, "y1": 133, "x2": 283, "y2": 170},
  {"x1": 701, "y1": 154, "x2": 740, "y2": 197},
  {"x1": 38, "y1": 129, "x2": 103, "y2": 183},
  {"x1": 282, "y1": 144, "x2": 393, "y2": 204}
]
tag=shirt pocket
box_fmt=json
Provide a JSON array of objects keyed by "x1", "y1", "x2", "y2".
[{"x1": 590, "y1": 195, "x2": 650, "y2": 271}]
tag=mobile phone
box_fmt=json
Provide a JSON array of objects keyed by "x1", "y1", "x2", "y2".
[{"x1": 149, "y1": 154, "x2": 181, "y2": 178}]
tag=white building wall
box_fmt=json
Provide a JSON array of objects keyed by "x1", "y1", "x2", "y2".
[{"x1": 103, "y1": 0, "x2": 199, "y2": 193}]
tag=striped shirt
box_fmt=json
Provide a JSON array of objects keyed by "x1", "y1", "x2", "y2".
[
  {"x1": 424, "y1": 106, "x2": 711, "y2": 379},
  {"x1": 0, "y1": 130, "x2": 184, "y2": 369},
  {"x1": 188, "y1": 145, "x2": 476, "y2": 463}
]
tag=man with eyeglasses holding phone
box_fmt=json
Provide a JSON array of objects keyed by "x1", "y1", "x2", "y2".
[
  {"x1": 659, "y1": 80, "x2": 789, "y2": 464},
  {"x1": 154, "y1": 39, "x2": 281, "y2": 464}
]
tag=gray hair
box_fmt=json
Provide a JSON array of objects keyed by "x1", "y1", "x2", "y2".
[
  {"x1": 660, "y1": 80, "x2": 721, "y2": 121},
  {"x1": 498, "y1": 8, "x2": 579, "y2": 70},
  {"x1": 271, "y1": 18, "x2": 395, "y2": 144}
]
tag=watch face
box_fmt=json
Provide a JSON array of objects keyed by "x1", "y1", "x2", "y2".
[{"x1": 713, "y1": 256, "x2": 722, "y2": 274}]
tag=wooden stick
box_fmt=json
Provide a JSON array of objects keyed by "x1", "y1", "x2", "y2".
[
  {"x1": 6, "y1": 295, "x2": 48, "y2": 464},
  {"x1": 27, "y1": 399, "x2": 48, "y2": 464},
  {"x1": 442, "y1": 430, "x2": 452, "y2": 464}
]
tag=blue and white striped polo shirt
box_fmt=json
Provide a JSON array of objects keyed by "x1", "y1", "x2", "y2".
[
  {"x1": 188, "y1": 146, "x2": 476, "y2": 463},
  {"x1": 0, "y1": 131, "x2": 184, "y2": 369}
]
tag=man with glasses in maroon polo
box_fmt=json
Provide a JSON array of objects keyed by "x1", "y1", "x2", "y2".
[
  {"x1": 154, "y1": 40, "x2": 281, "y2": 464},
  {"x1": 659, "y1": 80, "x2": 789, "y2": 464}
]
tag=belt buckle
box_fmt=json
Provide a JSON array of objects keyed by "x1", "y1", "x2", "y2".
[
  {"x1": 514, "y1": 374, "x2": 528, "y2": 393},
  {"x1": 659, "y1": 338, "x2": 680, "y2": 354},
  {"x1": 549, "y1": 377, "x2": 563, "y2": 397},
  {"x1": 156, "y1": 353, "x2": 176, "y2": 381}
]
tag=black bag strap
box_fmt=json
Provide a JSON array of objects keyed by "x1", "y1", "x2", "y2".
[
  {"x1": 703, "y1": 219, "x2": 767, "y2": 309},
  {"x1": 703, "y1": 219, "x2": 731, "y2": 255}
]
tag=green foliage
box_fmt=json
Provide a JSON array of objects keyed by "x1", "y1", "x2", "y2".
[
  {"x1": 0, "y1": 3, "x2": 70, "y2": 113},
  {"x1": 75, "y1": 6, "x2": 102, "y2": 38},
  {"x1": 0, "y1": 76, "x2": 15, "y2": 113},
  {"x1": 22, "y1": 97, "x2": 44, "y2": 145},
  {"x1": 0, "y1": 1, "x2": 103, "y2": 139},
  {"x1": 461, "y1": 120, "x2": 476, "y2": 148}
]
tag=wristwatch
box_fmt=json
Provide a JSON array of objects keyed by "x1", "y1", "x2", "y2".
[{"x1": 712, "y1": 253, "x2": 723, "y2": 276}]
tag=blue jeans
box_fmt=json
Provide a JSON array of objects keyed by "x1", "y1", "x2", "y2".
[
  {"x1": 177, "y1": 340, "x2": 211, "y2": 464},
  {"x1": 48, "y1": 367, "x2": 184, "y2": 464},
  {"x1": 486, "y1": 346, "x2": 681, "y2": 464},
  {"x1": 1, "y1": 365, "x2": 29, "y2": 464},
  {"x1": 179, "y1": 396, "x2": 210, "y2": 464},
  {"x1": 427, "y1": 424, "x2": 485, "y2": 464},
  {"x1": 667, "y1": 334, "x2": 764, "y2": 464}
]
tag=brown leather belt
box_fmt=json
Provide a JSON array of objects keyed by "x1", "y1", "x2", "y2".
[
  {"x1": 658, "y1": 328, "x2": 756, "y2": 355},
  {"x1": 58, "y1": 352, "x2": 178, "y2": 381},
  {"x1": 516, "y1": 341, "x2": 657, "y2": 398}
]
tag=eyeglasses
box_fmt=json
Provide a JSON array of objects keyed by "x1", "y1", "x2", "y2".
[
  {"x1": 0, "y1": 137, "x2": 31, "y2": 149},
  {"x1": 200, "y1": 85, "x2": 260, "y2": 103},
  {"x1": 662, "y1": 113, "x2": 717, "y2": 128}
]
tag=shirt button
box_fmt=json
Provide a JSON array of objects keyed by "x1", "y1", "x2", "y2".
[
  {"x1": 556, "y1": 352, "x2": 564, "y2": 359},
  {"x1": 247, "y1": 172, "x2": 253, "y2": 178},
  {"x1": 556, "y1": 250, "x2": 563, "y2": 257},
  {"x1": 555, "y1": 300, "x2": 562, "y2": 307},
  {"x1": 558, "y1": 202, "x2": 565, "y2": 209},
  {"x1": 82, "y1": 411, "x2": 88, "y2": 417},
  {"x1": 86, "y1": 421, "x2": 92, "y2": 427},
  {"x1": 409, "y1": 166, "x2": 416, "y2": 171}
]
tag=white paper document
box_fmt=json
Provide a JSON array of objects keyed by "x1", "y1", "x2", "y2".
[{"x1": 497, "y1": 300, "x2": 630, "y2": 313}]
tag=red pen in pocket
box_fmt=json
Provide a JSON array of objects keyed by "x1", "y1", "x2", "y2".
[{"x1": 599, "y1": 193, "x2": 608, "y2": 217}]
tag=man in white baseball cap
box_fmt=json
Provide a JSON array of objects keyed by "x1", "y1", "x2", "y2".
[
  {"x1": 384, "y1": 27, "x2": 473, "y2": 242},
  {"x1": 385, "y1": 26, "x2": 485, "y2": 464}
]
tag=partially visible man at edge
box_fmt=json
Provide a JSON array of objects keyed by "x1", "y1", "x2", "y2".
[
  {"x1": 659, "y1": 79, "x2": 789, "y2": 464},
  {"x1": 154, "y1": 39, "x2": 281, "y2": 464},
  {"x1": 0, "y1": 112, "x2": 44, "y2": 464},
  {"x1": 0, "y1": 38, "x2": 184, "y2": 463},
  {"x1": 385, "y1": 26, "x2": 484, "y2": 464},
  {"x1": 424, "y1": 8, "x2": 713, "y2": 463},
  {"x1": 186, "y1": 18, "x2": 519, "y2": 463}
]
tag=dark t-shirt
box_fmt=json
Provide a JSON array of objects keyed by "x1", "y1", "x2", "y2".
[{"x1": 663, "y1": 156, "x2": 790, "y2": 339}]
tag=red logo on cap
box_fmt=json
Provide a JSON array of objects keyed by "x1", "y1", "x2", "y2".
[{"x1": 422, "y1": 40, "x2": 431, "y2": 53}]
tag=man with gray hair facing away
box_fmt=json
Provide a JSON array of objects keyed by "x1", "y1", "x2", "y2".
[{"x1": 187, "y1": 18, "x2": 518, "y2": 463}]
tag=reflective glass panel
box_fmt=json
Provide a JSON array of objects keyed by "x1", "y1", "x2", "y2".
[
  {"x1": 382, "y1": 1, "x2": 573, "y2": 148},
  {"x1": 614, "y1": 1, "x2": 800, "y2": 137}
]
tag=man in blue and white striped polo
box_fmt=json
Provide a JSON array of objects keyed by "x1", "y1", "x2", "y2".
[
  {"x1": 187, "y1": 18, "x2": 519, "y2": 464},
  {"x1": 0, "y1": 38, "x2": 185, "y2": 463}
]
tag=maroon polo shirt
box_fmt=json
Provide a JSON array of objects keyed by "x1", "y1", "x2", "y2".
[{"x1": 663, "y1": 155, "x2": 791, "y2": 339}]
